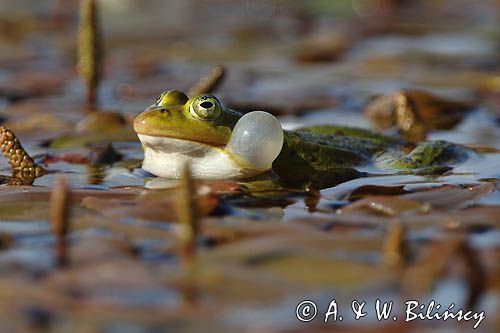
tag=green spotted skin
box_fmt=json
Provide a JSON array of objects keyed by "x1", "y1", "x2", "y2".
[
  {"x1": 277, "y1": 131, "x2": 380, "y2": 171},
  {"x1": 379, "y1": 140, "x2": 472, "y2": 169},
  {"x1": 296, "y1": 125, "x2": 402, "y2": 145},
  {"x1": 274, "y1": 127, "x2": 474, "y2": 185},
  {"x1": 134, "y1": 91, "x2": 474, "y2": 187}
]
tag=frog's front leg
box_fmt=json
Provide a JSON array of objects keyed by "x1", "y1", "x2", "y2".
[{"x1": 376, "y1": 140, "x2": 474, "y2": 171}]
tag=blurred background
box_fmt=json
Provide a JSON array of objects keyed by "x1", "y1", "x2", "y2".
[
  {"x1": 1, "y1": 0, "x2": 499, "y2": 131},
  {"x1": 0, "y1": 1, "x2": 499, "y2": 333}
]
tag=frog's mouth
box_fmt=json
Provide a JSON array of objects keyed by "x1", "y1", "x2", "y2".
[
  {"x1": 136, "y1": 132, "x2": 227, "y2": 148},
  {"x1": 137, "y1": 134, "x2": 223, "y2": 152}
]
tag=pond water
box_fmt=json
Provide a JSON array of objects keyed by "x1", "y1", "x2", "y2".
[{"x1": 0, "y1": 1, "x2": 499, "y2": 332}]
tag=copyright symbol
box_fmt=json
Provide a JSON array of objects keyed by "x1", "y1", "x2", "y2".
[{"x1": 295, "y1": 300, "x2": 317, "y2": 322}]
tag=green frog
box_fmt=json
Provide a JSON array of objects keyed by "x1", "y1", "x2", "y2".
[{"x1": 133, "y1": 90, "x2": 474, "y2": 187}]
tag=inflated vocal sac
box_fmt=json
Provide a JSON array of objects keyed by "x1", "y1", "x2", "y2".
[{"x1": 227, "y1": 111, "x2": 284, "y2": 170}]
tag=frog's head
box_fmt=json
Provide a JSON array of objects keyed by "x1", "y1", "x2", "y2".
[{"x1": 133, "y1": 90, "x2": 283, "y2": 179}]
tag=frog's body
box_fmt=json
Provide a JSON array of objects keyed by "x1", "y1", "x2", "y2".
[{"x1": 134, "y1": 91, "x2": 473, "y2": 185}]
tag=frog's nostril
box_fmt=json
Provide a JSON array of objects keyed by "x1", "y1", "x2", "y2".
[{"x1": 200, "y1": 101, "x2": 213, "y2": 109}]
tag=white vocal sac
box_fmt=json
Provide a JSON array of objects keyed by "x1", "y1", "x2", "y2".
[{"x1": 227, "y1": 111, "x2": 284, "y2": 170}]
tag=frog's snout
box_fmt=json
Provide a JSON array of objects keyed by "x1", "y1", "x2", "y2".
[
  {"x1": 133, "y1": 110, "x2": 147, "y2": 134},
  {"x1": 227, "y1": 111, "x2": 284, "y2": 170},
  {"x1": 133, "y1": 107, "x2": 158, "y2": 135}
]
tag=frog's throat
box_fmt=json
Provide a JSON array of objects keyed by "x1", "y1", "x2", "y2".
[{"x1": 137, "y1": 134, "x2": 265, "y2": 179}]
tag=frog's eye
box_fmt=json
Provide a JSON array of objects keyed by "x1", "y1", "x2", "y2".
[
  {"x1": 156, "y1": 90, "x2": 189, "y2": 107},
  {"x1": 189, "y1": 95, "x2": 222, "y2": 120}
]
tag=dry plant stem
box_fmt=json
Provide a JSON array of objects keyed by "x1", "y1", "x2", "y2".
[
  {"x1": 383, "y1": 221, "x2": 407, "y2": 267},
  {"x1": 188, "y1": 66, "x2": 225, "y2": 97},
  {"x1": 50, "y1": 177, "x2": 70, "y2": 268},
  {"x1": 179, "y1": 280, "x2": 199, "y2": 310},
  {"x1": 176, "y1": 163, "x2": 200, "y2": 264},
  {"x1": 176, "y1": 163, "x2": 201, "y2": 308},
  {"x1": 86, "y1": 81, "x2": 97, "y2": 112},
  {"x1": 0, "y1": 126, "x2": 46, "y2": 185},
  {"x1": 456, "y1": 240, "x2": 486, "y2": 310},
  {"x1": 401, "y1": 236, "x2": 485, "y2": 310},
  {"x1": 77, "y1": 0, "x2": 102, "y2": 111}
]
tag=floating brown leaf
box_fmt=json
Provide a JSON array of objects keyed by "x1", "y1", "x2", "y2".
[
  {"x1": 365, "y1": 90, "x2": 474, "y2": 142},
  {"x1": 339, "y1": 183, "x2": 493, "y2": 216},
  {"x1": 402, "y1": 183, "x2": 493, "y2": 210},
  {"x1": 338, "y1": 196, "x2": 429, "y2": 216},
  {"x1": 345, "y1": 184, "x2": 407, "y2": 201},
  {"x1": 81, "y1": 193, "x2": 217, "y2": 223},
  {"x1": 295, "y1": 31, "x2": 349, "y2": 63}
]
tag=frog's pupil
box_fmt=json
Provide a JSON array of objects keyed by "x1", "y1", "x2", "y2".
[{"x1": 200, "y1": 101, "x2": 213, "y2": 109}]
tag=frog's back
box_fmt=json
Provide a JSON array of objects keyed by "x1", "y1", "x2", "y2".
[
  {"x1": 274, "y1": 125, "x2": 474, "y2": 187},
  {"x1": 296, "y1": 124, "x2": 401, "y2": 145},
  {"x1": 274, "y1": 129, "x2": 382, "y2": 174}
]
